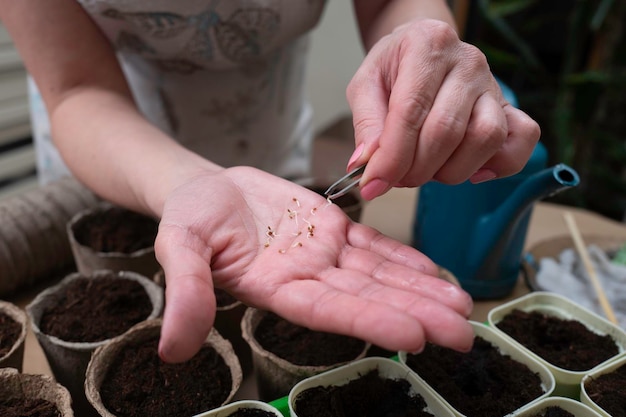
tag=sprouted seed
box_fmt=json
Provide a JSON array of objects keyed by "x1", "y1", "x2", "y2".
[
  {"x1": 266, "y1": 226, "x2": 277, "y2": 238},
  {"x1": 265, "y1": 197, "x2": 322, "y2": 252},
  {"x1": 287, "y1": 208, "x2": 300, "y2": 228}
]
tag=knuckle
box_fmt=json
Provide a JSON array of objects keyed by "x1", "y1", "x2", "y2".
[
  {"x1": 391, "y1": 91, "x2": 433, "y2": 134},
  {"x1": 353, "y1": 116, "x2": 382, "y2": 142},
  {"x1": 409, "y1": 20, "x2": 459, "y2": 51},
  {"x1": 469, "y1": 117, "x2": 508, "y2": 152},
  {"x1": 427, "y1": 108, "x2": 467, "y2": 139},
  {"x1": 461, "y1": 45, "x2": 490, "y2": 72},
  {"x1": 521, "y1": 116, "x2": 542, "y2": 143}
]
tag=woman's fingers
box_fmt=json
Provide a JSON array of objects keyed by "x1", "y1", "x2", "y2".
[{"x1": 272, "y1": 276, "x2": 474, "y2": 353}]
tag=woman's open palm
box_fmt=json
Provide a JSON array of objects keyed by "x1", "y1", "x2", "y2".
[{"x1": 155, "y1": 166, "x2": 474, "y2": 363}]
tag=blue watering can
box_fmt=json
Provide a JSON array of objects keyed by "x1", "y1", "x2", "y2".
[{"x1": 412, "y1": 142, "x2": 580, "y2": 299}]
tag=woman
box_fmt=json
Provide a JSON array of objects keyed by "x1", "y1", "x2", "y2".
[{"x1": 0, "y1": 0, "x2": 539, "y2": 363}]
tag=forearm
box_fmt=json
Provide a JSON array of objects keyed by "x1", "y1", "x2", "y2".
[
  {"x1": 353, "y1": 0, "x2": 457, "y2": 50},
  {"x1": 51, "y1": 89, "x2": 222, "y2": 218}
]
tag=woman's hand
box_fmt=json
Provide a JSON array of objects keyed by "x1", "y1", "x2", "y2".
[
  {"x1": 155, "y1": 166, "x2": 473, "y2": 362},
  {"x1": 347, "y1": 18, "x2": 541, "y2": 200}
]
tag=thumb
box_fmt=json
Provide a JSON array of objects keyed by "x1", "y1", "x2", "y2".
[{"x1": 155, "y1": 224, "x2": 217, "y2": 363}]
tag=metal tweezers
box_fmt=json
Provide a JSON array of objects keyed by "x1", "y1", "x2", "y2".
[{"x1": 324, "y1": 164, "x2": 366, "y2": 200}]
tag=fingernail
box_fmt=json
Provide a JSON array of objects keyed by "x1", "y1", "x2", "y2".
[
  {"x1": 408, "y1": 345, "x2": 425, "y2": 355},
  {"x1": 347, "y1": 143, "x2": 364, "y2": 170},
  {"x1": 360, "y1": 178, "x2": 390, "y2": 200},
  {"x1": 469, "y1": 168, "x2": 497, "y2": 184}
]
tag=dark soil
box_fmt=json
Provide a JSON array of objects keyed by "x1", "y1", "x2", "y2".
[
  {"x1": 528, "y1": 407, "x2": 575, "y2": 417},
  {"x1": 100, "y1": 335, "x2": 232, "y2": 417},
  {"x1": 0, "y1": 398, "x2": 60, "y2": 417},
  {"x1": 39, "y1": 275, "x2": 152, "y2": 342},
  {"x1": 293, "y1": 368, "x2": 434, "y2": 417},
  {"x1": 216, "y1": 288, "x2": 238, "y2": 307},
  {"x1": 227, "y1": 409, "x2": 276, "y2": 417},
  {"x1": 254, "y1": 312, "x2": 366, "y2": 366},
  {"x1": 495, "y1": 309, "x2": 619, "y2": 371},
  {"x1": 0, "y1": 312, "x2": 21, "y2": 356},
  {"x1": 584, "y1": 362, "x2": 626, "y2": 417},
  {"x1": 73, "y1": 207, "x2": 158, "y2": 253},
  {"x1": 404, "y1": 336, "x2": 544, "y2": 417}
]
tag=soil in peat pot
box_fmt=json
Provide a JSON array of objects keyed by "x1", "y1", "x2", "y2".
[
  {"x1": 73, "y1": 207, "x2": 158, "y2": 253},
  {"x1": 404, "y1": 336, "x2": 544, "y2": 417},
  {"x1": 293, "y1": 368, "x2": 435, "y2": 417},
  {"x1": 253, "y1": 312, "x2": 366, "y2": 366},
  {"x1": 38, "y1": 275, "x2": 152, "y2": 342},
  {"x1": 100, "y1": 335, "x2": 232, "y2": 417},
  {"x1": 584, "y1": 362, "x2": 626, "y2": 417},
  {"x1": 495, "y1": 309, "x2": 619, "y2": 371},
  {"x1": 0, "y1": 311, "x2": 21, "y2": 356},
  {"x1": 216, "y1": 288, "x2": 238, "y2": 307},
  {"x1": 527, "y1": 407, "x2": 575, "y2": 417},
  {"x1": 1, "y1": 398, "x2": 61, "y2": 417}
]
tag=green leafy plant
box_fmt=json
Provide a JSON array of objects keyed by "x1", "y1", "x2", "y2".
[{"x1": 467, "y1": 0, "x2": 626, "y2": 220}]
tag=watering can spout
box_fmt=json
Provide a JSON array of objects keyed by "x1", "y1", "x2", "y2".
[{"x1": 467, "y1": 163, "x2": 580, "y2": 297}]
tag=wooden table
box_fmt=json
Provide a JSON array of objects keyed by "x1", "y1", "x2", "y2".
[{"x1": 12, "y1": 187, "x2": 626, "y2": 393}]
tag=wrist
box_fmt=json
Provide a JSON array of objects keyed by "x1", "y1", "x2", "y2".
[{"x1": 141, "y1": 147, "x2": 224, "y2": 218}]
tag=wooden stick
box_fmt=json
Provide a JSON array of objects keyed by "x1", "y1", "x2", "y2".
[{"x1": 563, "y1": 211, "x2": 619, "y2": 325}]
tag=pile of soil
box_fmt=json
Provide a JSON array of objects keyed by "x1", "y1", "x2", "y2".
[
  {"x1": 73, "y1": 207, "x2": 158, "y2": 253},
  {"x1": 293, "y1": 368, "x2": 434, "y2": 417},
  {"x1": 404, "y1": 336, "x2": 544, "y2": 417},
  {"x1": 254, "y1": 312, "x2": 366, "y2": 366},
  {"x1": 528, "y1": 407, "x2": 575, "y2": 417},
  {"x1": 495, "y1": 309, "x2": 619, "y2": 370},
  {"x1": 0, "y1": 398, "x2": 60, "y2": 417},
  {"x1": 100, "y1": 335, "x2": 232, "y2": 417},
  {"x1": 227, "y1": 409, "x2": 276, "y2": 417},
  {"x1": 584, "y1": 362, "x2": 626, "y2": 417},
  {"x1": 39, "y1": 276, "x2": 152, "y2": 342},
  {"x1": 0, "y1": 312, "x2": 21, "y2": 356}
]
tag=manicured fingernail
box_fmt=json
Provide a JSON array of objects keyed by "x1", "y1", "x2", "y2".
[
  {"x1": 347, "y1": 143, "x2": 364, "y2": 170},
  {"x1": 360, "y1": 178, "x2": 390, "y2": 200},
  {"x1": 469, "y1": 168, "x2": 497, "y2": 184}
]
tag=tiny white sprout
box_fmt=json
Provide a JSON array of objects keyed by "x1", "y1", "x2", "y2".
[
  {"x1": 278, "y1": 249, "x2": 287, "y2": 254},
  {"x1": 287, "y1": 208, "x2": 299, "y2": 228},
  {"x1": 292, "y1": 197, "x2": 301, "y2": 208},
  {"x1": 291, "y1": 241, "x2": 303, "y2": 248}
]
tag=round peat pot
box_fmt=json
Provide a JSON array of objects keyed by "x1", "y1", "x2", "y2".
[{"x1": 0, "y1": 300, "x2": 28, "y2": 371}]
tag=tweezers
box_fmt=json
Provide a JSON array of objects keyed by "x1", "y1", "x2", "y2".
[{"x1": 324, "y1": 164, "x2": 366, "y2": 200}]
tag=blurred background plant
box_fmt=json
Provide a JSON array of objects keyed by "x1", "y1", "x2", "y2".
[{"x1": 462, "y1": 0, "x2": 626, "y2": 221}]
